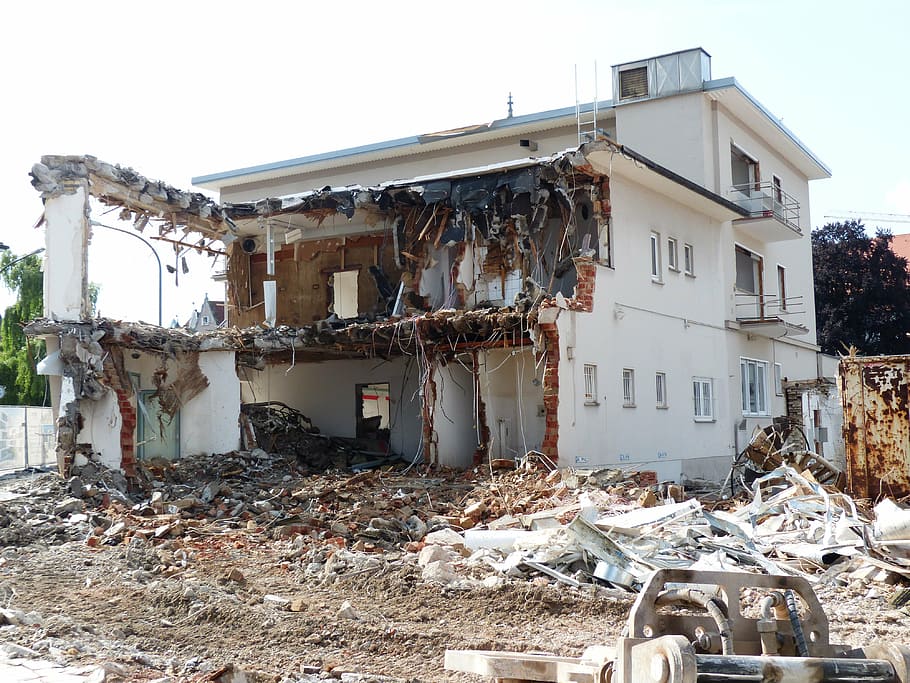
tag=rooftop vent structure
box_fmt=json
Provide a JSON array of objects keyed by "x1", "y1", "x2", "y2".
[{"x1": 612, "y1": 48, "x2": 711, "y2": 104}]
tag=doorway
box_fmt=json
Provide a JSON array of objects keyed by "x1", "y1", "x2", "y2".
[{"x1": 137, "y1": 390, "x2": 180, "y2": 460}]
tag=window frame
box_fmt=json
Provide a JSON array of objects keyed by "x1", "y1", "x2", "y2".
[
  {"x1": 583, "y1": 364, "x2": 599, "y2": 406},
  {"x1": 777, "y1": 264, "x2": 787, "y2": 311},
  {"x1": 740, "y1": 357, "x2": 770, "y2": 416},
  {"x1": 600, "y1": 220, "x2": 614, "y2": 268},
  {"x1": 692, "y1": 377, "x2": 714, "y2": 422},
  {"x1": 655, "y1": 371, "x2": 668, "y2": 409},
  {"x1": 683, "y1": 243, "x2": 694, "y2": 276},
  {"x1": 667, "y1": 237, "x2": 679, "y2": 272},
  {"x1": 650, "y1": 232, "x2": 662, "y2": 282},
  {"x1": 622, "y1": 368, "x2": 636, "y2": 407}
]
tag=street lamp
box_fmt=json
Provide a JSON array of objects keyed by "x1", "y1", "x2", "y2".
[
  {"x1": 0, "y1": 248, "x2": 45, "y2": 277},
  {"x1": 90, "y1": 220, "x2": 162, "y2": 327}
]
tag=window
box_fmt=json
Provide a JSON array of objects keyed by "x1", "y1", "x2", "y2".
[
  {"x1": 772, "y1": 175, "x2": 783, "y2": 203},
  {"x1": 684, "y1": 244, "x2": 694, "y2": 276},
  {"x1": 583, "y1": 364, "x2": 598, "y2": 405},
  {"x1": 735, "y1": 246, "x2": 762, "y2": 294},
  {"x1": 202, "y1": 315, "x2": 210, "y2": 325},
  {"x1": 618, "y1": 66, "x2": 649, "y2": 100},
  {"x1": 774, "y1": 362, "x2": 784, "y2": 396},
  {"x1": 731, "y1": 144, "x2": 759, "y2": 192},
  {"x1": 650, "y1": 232, "x2": 662, "y2": 281},
  {"x1": 693, "y1": 378, "x2": 714, "y2": 421},
  {"x1": 655, "y1": 372, "x2": 668, "y2": 408},
  {"x1": 777, "y1": 265, "x2": 787, "y2": 311},
  {"x1": 600, "y1": 221, "x2": 613, "y2": 268},
  {"x1": 667, "y1": 238, "x2": 679, "y2": 271},
  {"x1": 622, "y1": 369, "x2": 635, "y2": 407},
  {"x1": 740, "y1": 358, "x2": 769, "y2": 416}
]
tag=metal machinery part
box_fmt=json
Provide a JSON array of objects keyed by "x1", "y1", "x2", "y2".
[{"x1": 444, "y1": 569, "x2": 910, "y2": 683}]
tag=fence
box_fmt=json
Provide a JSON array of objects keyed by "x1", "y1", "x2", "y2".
[{"x1": 0, "y1": 406, "x2": 56, "y2": 472}]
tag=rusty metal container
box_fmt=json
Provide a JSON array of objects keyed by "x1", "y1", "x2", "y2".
[{"x1": 840, "y1": 355, "x2": 910, "y2": 500}]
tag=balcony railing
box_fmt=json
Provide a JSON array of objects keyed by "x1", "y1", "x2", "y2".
[
  {"x1": 734, "y1": 292, "x2": 808, "y2": 337},
  {"x1": 730, "y1": 182, "x2": 801, "y2": 235}
]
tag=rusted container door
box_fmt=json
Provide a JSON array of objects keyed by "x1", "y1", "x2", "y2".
[{"x1": 841, "y1": 357, "x2": 910, "y2": 500}]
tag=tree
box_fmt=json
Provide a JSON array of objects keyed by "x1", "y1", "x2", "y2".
[
  {"x1": 0, "y1": 251, "x2": 47, "y2": 405},
  {"x1": 812, "y1": 220, "x2": 910, "y2": 355}
]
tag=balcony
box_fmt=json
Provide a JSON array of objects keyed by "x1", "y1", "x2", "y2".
[
  {"x1": 731, "y1": 292, "x2": 808, "y2": 338},
  {"x1": 729, "y1": 182, "x2": 801, "y2": 242}
]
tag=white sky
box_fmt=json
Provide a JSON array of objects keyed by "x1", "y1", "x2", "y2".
[{"x1": 1, "y1": 0, "x2": 908, "y2": 324}]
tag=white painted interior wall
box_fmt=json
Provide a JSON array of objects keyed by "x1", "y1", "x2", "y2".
[
  {"x1": 239, "y1": 356, "x2": 422, "y2": 461},
  {"x1": 432, "y1": 361, "x2": 477, "y2": 469},
  {"x1": 479, "y1": 349, "x2": 545, "y2": 462},
  {"x1": 182, "y1": 352, "x2": 240, "y2": 455}
]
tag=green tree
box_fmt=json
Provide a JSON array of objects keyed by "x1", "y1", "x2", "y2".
[
  {"x1": 812, "y1": 220, "x2": 910, "y2": 355},
  {"x1": 0, "y1": 251, "x2": 47, "y2": 405}
]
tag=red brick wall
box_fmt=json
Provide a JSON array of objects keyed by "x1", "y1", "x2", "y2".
[
  {"x1": 537, "y1": 314, "x2": 560, "y2": 458},
  {"x1": 571, "y1": 259, "x2": 596, "y2": 312},
  {"x1": 103, "y1": 356, "x2": 137, "y2": 477}
]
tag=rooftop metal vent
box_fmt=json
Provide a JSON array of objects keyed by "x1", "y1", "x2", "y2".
[
  {"x1": 613, "y1": 48, "x2": 711, "y2": 103},
  {"x1": 618, "y1": 67, "x2": 649, "y2": 100}
]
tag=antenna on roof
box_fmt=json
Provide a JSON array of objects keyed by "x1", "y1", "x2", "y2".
[{"x1": 507, "y1": 92, "x2": 514, "y2": 118}]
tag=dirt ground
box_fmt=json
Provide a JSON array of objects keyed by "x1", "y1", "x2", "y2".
[{"x1": 0, "y1": 464, "x2": 908, "y2": 682}]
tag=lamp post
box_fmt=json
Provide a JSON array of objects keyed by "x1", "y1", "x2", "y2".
[{"x1": 90, "y1": 221, "x2": 162, "y2": 326}]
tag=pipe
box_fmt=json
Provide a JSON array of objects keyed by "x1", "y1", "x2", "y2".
[
  {"x1": 785, "y1": 589, "x2": 809, "y2": 657},
  {"x1": 692, "y1": 654, "x2": 894, "y2": 682},
  {"x1": 758, "y1": 591, "x2": 785, "y2": 655},
  {"x1": 655, "y1": 589, "x2": 734, "y2": 655}
]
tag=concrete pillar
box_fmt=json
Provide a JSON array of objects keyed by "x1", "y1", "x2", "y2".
[{"x1": 43, "y1": 181, "x2": 90, "y2": 321}]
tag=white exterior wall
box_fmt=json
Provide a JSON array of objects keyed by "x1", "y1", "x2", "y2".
[
  {"x1": 43, "y1": 185, "x2": 89, "y2": 321},
  {"x1": 240, "y1": 356, "x2": 422, "y2": 460},
  {"x1": 614, "y1": 93, "x2": 710, "y2": 186},
  {"x1": 555, "y1": 176, "x2": 736, "y2": 482}
]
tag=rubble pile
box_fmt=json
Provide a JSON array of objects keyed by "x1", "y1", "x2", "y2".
[
  {"x1": 241, "y1": 401, "x2": 402, "y2": 471},
  {"x1": 6, "y1": 448, "x2": 910, "y2": 595}
]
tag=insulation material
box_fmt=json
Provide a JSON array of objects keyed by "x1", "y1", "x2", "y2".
[
  {"x1": 331, "y1": 270, "x2": 359, "y2": 319},
  {"x1": 152, "y1": 351, "x2": 210, "y2": 419}
]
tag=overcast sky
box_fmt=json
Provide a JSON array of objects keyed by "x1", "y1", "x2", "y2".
[{"x1": 1, "y1": 0, "x2": 907, "y2": 324}]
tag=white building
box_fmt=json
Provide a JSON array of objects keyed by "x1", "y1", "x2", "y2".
[{"x1": 29, "y1": 48, "x2": 829, "y2": 483}]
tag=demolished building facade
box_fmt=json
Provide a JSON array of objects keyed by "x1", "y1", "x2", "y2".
[{"x1": 26, "y1": 48, "x2": 833, "y2": 483}]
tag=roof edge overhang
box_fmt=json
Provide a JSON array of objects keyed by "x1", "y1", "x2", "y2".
[
  {"x1": 191, "y1": 100, "x2": 615, "y2": 192},
  {"x1": 582, "y1": 142, "x2": 746, "y2": 222},
  {"x1": 704, "y1": 78, "x2": 831, "y2": 181}
]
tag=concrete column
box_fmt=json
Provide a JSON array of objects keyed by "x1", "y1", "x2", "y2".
[{"x1": 43, "y1": 181, "x2": 90, "y2": 321}]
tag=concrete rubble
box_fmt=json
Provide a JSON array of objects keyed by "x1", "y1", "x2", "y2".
[{"x1": 2, "y1": 447, "x2": 910, "y2": 679}]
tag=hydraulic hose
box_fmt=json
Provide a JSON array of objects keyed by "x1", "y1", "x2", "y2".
[{"x1": 785, "y1": 589, "x2": 809, "y2": 657}]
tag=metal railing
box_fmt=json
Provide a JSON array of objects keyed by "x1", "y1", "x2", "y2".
[
  {"x1": 730, "y1": 182, "x2": 800, "y2": 232},
  {"x1": 735, "y1": 292, "x2": 804, "y2": 321}
]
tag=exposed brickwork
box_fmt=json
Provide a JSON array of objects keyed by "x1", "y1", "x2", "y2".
[
  {"x1": 102, "y1": 353, "x2": 137, "y2": 477},
  {"x1": 536, "y1": 311, "x2": 561, "y2": 458},
  {"x1": 570, "y1": 258, "x2": 597, "y2": 312}
]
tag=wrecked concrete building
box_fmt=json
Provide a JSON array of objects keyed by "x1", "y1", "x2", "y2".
[{"x1": 26, "y1": 48, "x2": 832, "y2": 483}]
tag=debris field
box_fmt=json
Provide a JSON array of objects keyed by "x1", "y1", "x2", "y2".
[{"x1": 1, "y1": 448, "x2": 910, "y2": 682}]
